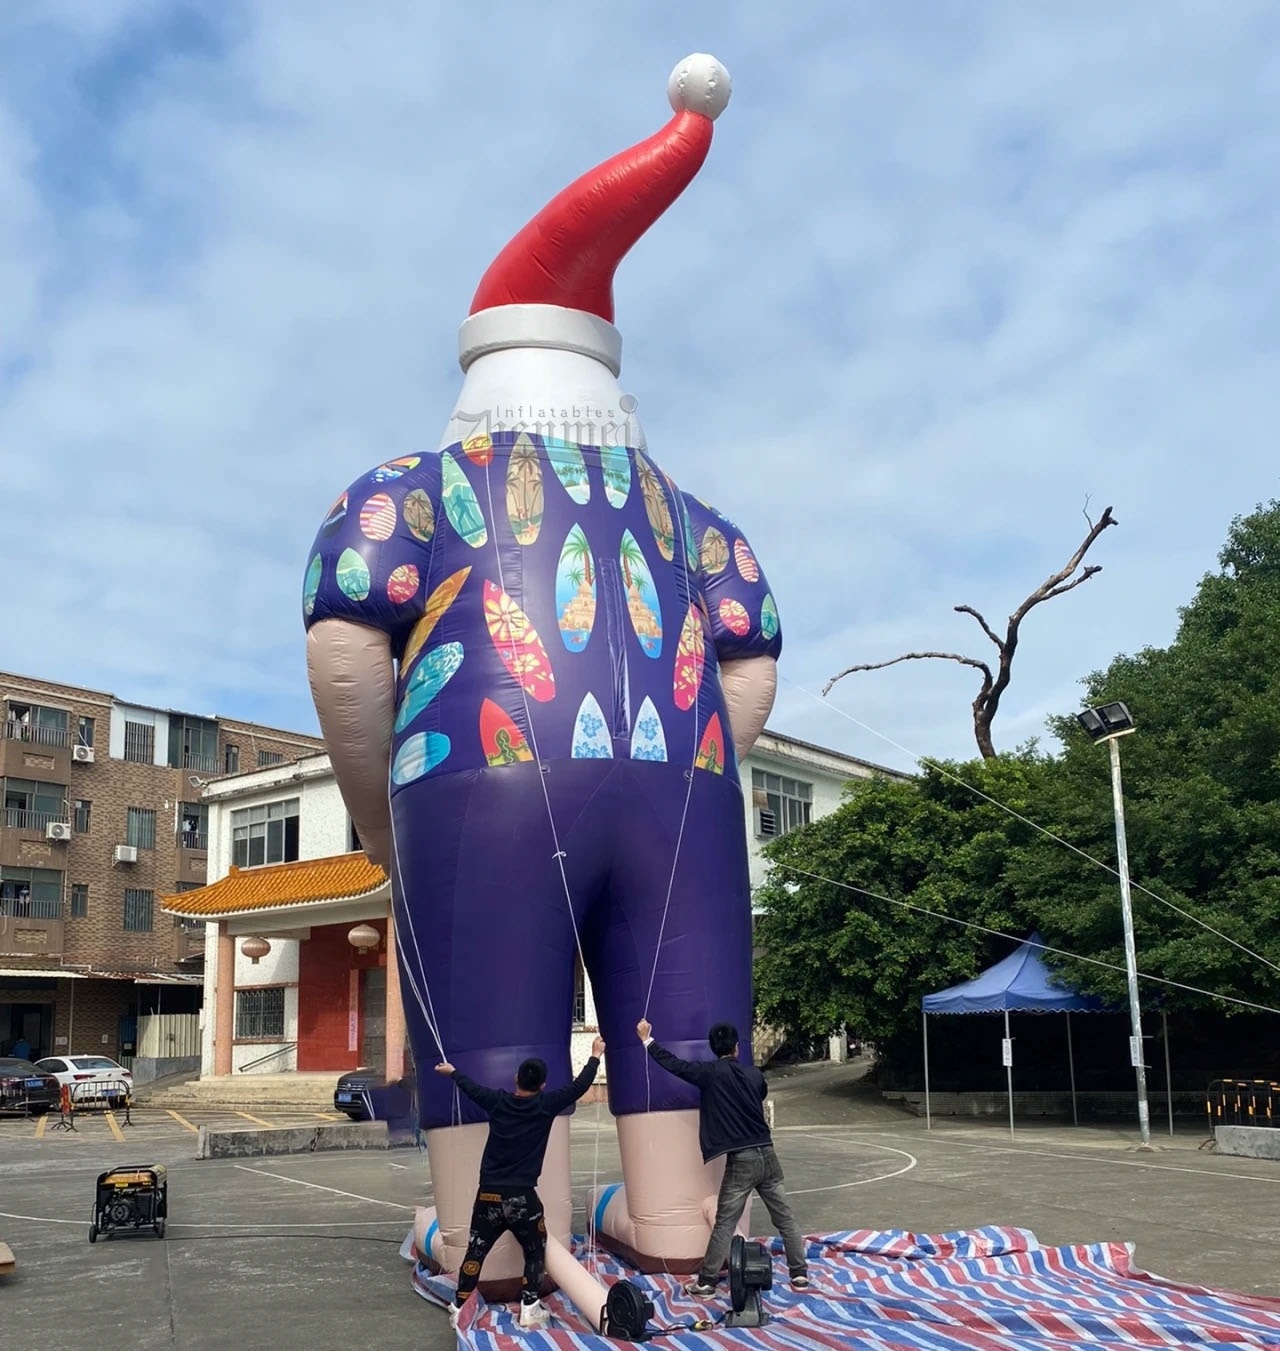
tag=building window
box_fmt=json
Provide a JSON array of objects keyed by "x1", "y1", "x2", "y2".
[
  {"x1": 231, "y1": 798, "x2": 300, "y2": 868},
  {"x1": 73, "y1": 799, "x2": 92, "y2": 834},
  {"x1": 179, "y1": 802, "x2": 209, "y2": 850},
  {"x1": 172, "y1": 882, "x2": 202, "y2": 893},
  {"x1": 348, "y1": 818, "x2": 362, "y2": 853},
  {"x1": 0, "y1": 867, "x2": 63, "y2": 919},
  {"x1": 3, "y1": 700, "x2": 69, "y2": 748},
  {"x1": 751, "y1": 769, "x2": 813, "y2": 838},
  {"x1": 70, "y1": 883, "x2": 89, "y2": 918},
  {"x1": 257, "y1": 749, "x2": 286, "y2": 768},
  {"x1": 572, "y1": 956, "x2": 587, "y2": 1027},
  {"x1": 126, "y1": 807, "x2": 157, "y2": 851},
  {"x1": 77, "y1": 715, "x2": 96, "y2": 749},
  {"x1": 235, "y1": 987, "x2": 286, "y2": 1040},
  {"x1": 123, "y1": 888, "x2": 154, "y2": 931},
  {"x1": 168, "y1": 716, "x2": 219, "y2": 773},
  {"x1": 123, "y1": 720, "x2": 155, "y2": 764},
  {"x1": 224, "y1": 744, "x2": 240, "y2": 774},
  {"x1": 2, "y1": 778, "x2": 69, "y2": 831}
]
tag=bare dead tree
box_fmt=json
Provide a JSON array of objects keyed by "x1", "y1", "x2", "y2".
[{"x1": 824, "y1": 505, "x2": 1118, "y2": 758}]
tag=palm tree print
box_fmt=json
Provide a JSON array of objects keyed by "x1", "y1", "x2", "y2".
[
  {"x1": 562, "y1": 525, "x2": 594, "y2": 587},
  {"x1": 506, "y1": 435, "x2": 543, "y2": 545},
  {"x1": 635, "y1": 453, "x2": 675, "y2": 561},
  {"x1": 618, "y1": 533, "x2": 646, "y2": 592}
]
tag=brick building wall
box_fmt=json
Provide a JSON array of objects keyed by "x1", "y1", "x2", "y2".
[{"x1": 1, "y1": 670, "x2": 323, "y2": 1056}]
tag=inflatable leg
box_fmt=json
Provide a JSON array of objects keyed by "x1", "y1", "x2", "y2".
[
  {"x1": 589, "y1": 1112, "x2": 752, "y2": 1272},
  {"x1": 582, "y1": 766, "x2": 755, "y2": 1268},
  {"x1": 416, "y1": 1117, "x2": 573, "y2": 1299}
]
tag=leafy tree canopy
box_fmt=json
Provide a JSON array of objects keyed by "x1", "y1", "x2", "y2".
[{"x1": 755, "y1": 501, "x2": 1280, "y2": 1063}]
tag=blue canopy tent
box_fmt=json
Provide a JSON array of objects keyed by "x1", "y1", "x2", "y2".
[{"x1": 921, "y1": 934, "x2": 1109, "y2": 1139}]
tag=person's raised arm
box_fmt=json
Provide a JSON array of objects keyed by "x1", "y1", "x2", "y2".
[
  {"x1": 542, "y1": 1035, "x2": 605, "y2": 1113},
  {"x1": 636, "y1": 1019, "x2": 710, "y2": 1086},
  {"x1": 434, "y1": 1060, "x2": 502, "y2": 1112}
]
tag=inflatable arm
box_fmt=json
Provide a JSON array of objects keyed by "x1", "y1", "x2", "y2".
[
  {"x1": 306, "y1": 618, "x2": 396, "y2": 870},
  {"x1": 719, "y1": 655, "x2": 777, "y2": 761}
]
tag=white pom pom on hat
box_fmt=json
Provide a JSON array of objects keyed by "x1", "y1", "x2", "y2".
[{"x1": 667, "y1": 53, "x2": 733, "y2": 121}]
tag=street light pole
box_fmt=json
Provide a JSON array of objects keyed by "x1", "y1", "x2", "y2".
[
  {"x1": 1106, "y1": 732, "x2": 1151, "y2": 1149},
  {"x1": 1076, "y1": 700, "x2": 1152, "y2": 1151}
]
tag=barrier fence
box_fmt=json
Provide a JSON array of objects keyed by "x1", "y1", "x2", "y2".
[
  {"x1": 1205, "y1": 1078, "x2": 1280, "y2": 1131},
  {"x1": 50, "y1": 1078, "x2": 134, "y2": 1133}
]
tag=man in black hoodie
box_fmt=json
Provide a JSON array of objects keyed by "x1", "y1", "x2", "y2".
[
  {"x1": 435, "y1": 1035, "x2": 604, "y2": 1327},
  {"x1": 637, "y1": 1018, "x2": 808, "y2": 1298}
]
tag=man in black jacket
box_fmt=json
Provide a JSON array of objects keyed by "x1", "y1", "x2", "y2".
[
  {"x1": 435, "y1": 1035, "x2": 604, "y2": 1327},
  {"x1": 637, "y1": 1018, "x2": 808, "y2": 1297}
]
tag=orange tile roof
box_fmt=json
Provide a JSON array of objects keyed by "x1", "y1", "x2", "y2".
[{"x1": 161, "y1": 852, "x2": 388, "y2": 917}]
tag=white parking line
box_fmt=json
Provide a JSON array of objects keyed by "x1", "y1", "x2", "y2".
[
  {"x1": 786, "y1": 1135, "x2": 918, "y2": 1195},
  {"x1": 903, "y1": 1132, "x2": 1280, "y2": 1185},
  {"x1": 0, "y1": 1208, "x2": 407, "y2": 1230},
  {"x1": 167, "y1": 1219, "x2": 412, "y2": 1229},
  {"x1": 0, "y1": 1209, "x2": 82, "y2": 1226},
  {"x1": 233, "y1": 1164, "x2": 416, "y2": 1211}
]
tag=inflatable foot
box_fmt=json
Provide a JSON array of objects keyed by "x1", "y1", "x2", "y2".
[{"x1": 590, "y1": 1182, "x2": 713, "y2": 1274}]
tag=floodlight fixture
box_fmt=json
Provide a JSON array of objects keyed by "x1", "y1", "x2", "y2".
[{"x1": 1076, "y1": 701, "x2": 1135, "y2": 742}]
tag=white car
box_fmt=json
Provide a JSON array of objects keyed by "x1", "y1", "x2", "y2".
[{"x1": 34, "y1": 1054, "x2": 133, "y2": 1107}]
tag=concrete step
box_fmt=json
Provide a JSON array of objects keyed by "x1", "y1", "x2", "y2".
[{"x1": 142, "y1": 1072, "x2": 342, "y2": 1110}]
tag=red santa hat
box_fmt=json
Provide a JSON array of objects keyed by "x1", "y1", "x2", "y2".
[{"x1": 459, "y1": 54, "x2": 731, "y2": 373}]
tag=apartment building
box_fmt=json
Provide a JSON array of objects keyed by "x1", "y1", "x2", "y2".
[
  {"x1": 163, "y1": 731, "x2": 903, "y2": 1086},
  {"x1": 0, "y1": 670, "x2": 323, "y2": 1065}
]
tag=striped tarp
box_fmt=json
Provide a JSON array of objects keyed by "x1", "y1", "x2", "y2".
[{"x1": 407, "y1": 1227, "x2": 1280, "y2": 1349}]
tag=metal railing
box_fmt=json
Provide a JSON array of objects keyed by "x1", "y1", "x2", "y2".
[
  {"x1": 3, "y1": 807, "x2": 68, "y2": 831},
  {"x1": 3, "y1": 719, "x2": 70, "y2": 748},
  {"x1": 0, "y1": 895, "x2": 63, "y2": 920},
  {"x1": 179, "y1": 830, "x2": 208, "y2": 850},
  {"x1": 178, "y1": 752, "x2": 219, "y2": 773},
  {"x1": 238, "y1": 1042, "x2": 297, "y2": 1072},
  {"x1": 1206, "y1": 1078, "x2": 1280, "y2": 1130}
]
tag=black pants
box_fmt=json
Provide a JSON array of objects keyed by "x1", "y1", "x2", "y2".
[{"x1": 455, "y1": 1187, "x2": 546, "y2": 1304}]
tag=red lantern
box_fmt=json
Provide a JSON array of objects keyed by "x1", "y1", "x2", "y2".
[
  {"x1": 240, "y1": 936, "x2": 271, "y2": 965},
  {"x1": 347, "y1": 924, "x2": 380, "y2": 952}
]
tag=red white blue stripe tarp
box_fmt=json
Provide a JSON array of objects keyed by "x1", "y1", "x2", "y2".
[{"x1": 407, "y1": 1226, "x2": 1280, "y2": 1349}]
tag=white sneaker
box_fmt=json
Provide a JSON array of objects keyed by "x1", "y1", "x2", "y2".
[{"x1": 518, "y1": 1299, "x2": 551, "y2": 1328}]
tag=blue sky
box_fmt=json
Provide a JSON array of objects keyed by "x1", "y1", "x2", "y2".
[{"x1": 2, "y1": 2, "x2": 1278, "y2": 774}]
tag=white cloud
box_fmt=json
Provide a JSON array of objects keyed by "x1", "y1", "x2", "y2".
[{"x1": 1, "y1": 3, "x2": 1278, "y2": 770}]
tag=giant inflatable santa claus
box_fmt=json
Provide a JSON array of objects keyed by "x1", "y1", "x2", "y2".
[{"x1": 303, "y1": 52, "x2": 781, "y2": 1295}]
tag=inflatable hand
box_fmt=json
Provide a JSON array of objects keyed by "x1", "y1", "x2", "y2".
[{"x1": 304, "y1": 53, "x2": 779, "y2": 1281}]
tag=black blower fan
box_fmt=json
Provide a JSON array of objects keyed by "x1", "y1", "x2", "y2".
[
  {"x1": 724, "y1": 1235, "x2": 773, "y2": 1329},
  {"x1": 601, "y1": 1278, "x2": 654, "y2": 1341}
]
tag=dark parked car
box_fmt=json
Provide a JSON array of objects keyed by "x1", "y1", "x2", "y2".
[
  {"x1": 334, "y1": 1067, "x2": 417, "y2": 1124},
  {"x1": 0, "y1": 1058, "x2": 59, "y2": 1116}
]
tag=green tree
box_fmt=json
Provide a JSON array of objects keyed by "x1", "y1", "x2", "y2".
[
  {"x1": 753, "y1": 754, "x2": 1054, "y2": 1054},
  {"x1": 755, "y1": 502, "x2": 1280, "y2": 1078},
  {"x1": 1042, "y1": 500, "x2": 1280, "y2": 1011}
]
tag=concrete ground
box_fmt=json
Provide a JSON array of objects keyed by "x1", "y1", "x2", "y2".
[{"x1": 2, "y1": 1059, "x2": 1278, "y2": 1349}]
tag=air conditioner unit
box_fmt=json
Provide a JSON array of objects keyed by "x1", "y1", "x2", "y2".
[
  {"x1": 754, "y1": 808, "x2": 777, "y2": 838},
  {"x1": 114, "y1": 844, "x2": 138, "y2": 864},
  {"x1": 46, "y1": 821, "x2": 73, "y2": 842},
  {"x1": 72, "y1": 744, "x2": 95, "y2": 763}
]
